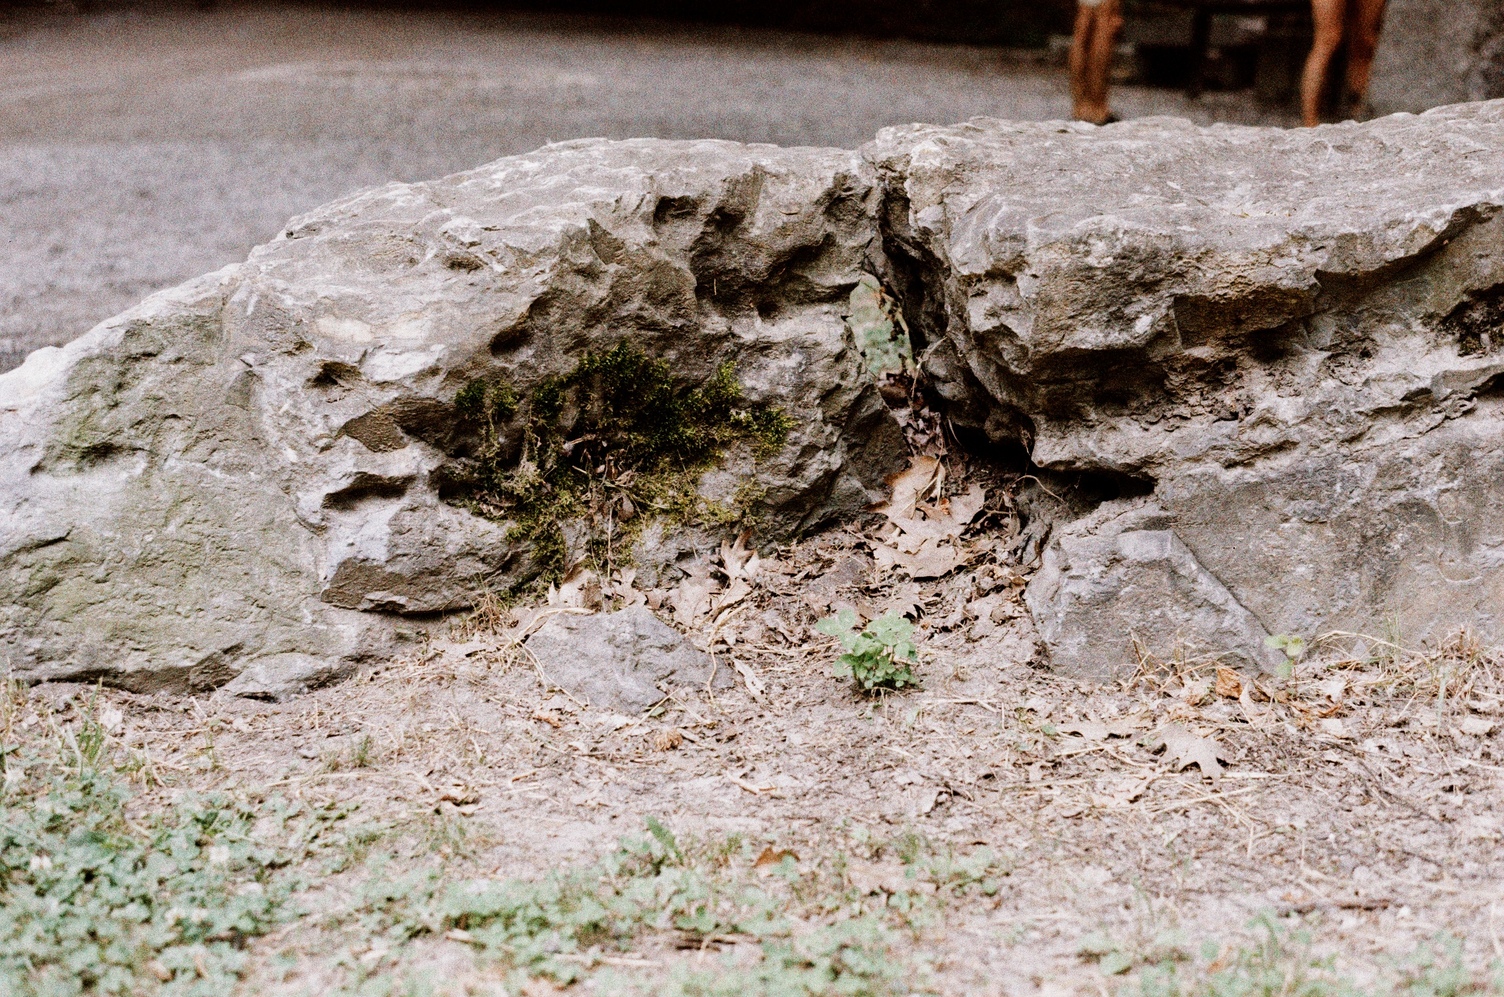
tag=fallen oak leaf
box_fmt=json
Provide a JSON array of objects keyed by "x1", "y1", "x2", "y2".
[
  {"x1": 1214, "y1": 666, "x2": 1244, "y2": 699},
  {"x1": 719, "y1": 534, "x2": 762, "y2": 583},
  {"x1": 753, "y1": 846, "x2": 800, "y2": 870},
  {"x1": 1144, "y1": 723, "x2": 1226, "y2": 785},
  {"x1": 670, "y1": 560, "x2": 719, "y2": 625},
  {"x1": 1060, "y1": 720, "x2": 1127, "y2": 741},
  {"x1": 872, "y1": 456, "x2": 943, "y2": 525}
]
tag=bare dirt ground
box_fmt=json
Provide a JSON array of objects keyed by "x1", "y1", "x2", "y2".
[
  {"x1": 8, "y1": 454, "x2": 1504, "y2": 995},
  {"x1": 0, "y1": 1, "x2": 1297, "y2": 373}
]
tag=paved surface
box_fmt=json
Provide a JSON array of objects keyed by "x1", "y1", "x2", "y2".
[{"x1": 0, "y1": 3, "x2": 1294, "y2": 370}]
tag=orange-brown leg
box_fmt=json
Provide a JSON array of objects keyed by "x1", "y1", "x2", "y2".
[
  {"x1": 1301, "y1": 0, "x2": 1347, "y2": 125},
  {"x1": 1342, "y1": 0, "x2": 1388, "y2": 115}
]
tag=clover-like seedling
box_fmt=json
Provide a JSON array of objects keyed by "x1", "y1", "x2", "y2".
[{"x1": 815, "y1": 608, "x2": 920, "y2": 693}]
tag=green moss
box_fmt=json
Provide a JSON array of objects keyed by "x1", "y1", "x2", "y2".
[
  {"x1": 455, "y1": 377, "x2": 517, "y2": 424},
  {"x1": 449, "y1": 343, "x2": 789, "y2": 585}
]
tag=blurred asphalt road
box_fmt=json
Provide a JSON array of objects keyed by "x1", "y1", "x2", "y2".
[{"x1": 0, "y1": 3, "x2": 1292, "y2": 369}]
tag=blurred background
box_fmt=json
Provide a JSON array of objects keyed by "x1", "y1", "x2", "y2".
[{"x1": 1, "y1": 0, "x2": 1500, "y2": 372}]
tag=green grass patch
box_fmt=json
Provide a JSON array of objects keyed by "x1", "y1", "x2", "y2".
[
  {"x1": 0, "y1": 701, "x2": 353, "y2": 996},
  {"x1": 1084, "y1": 914, "x2": 1501, "y2": 997}
]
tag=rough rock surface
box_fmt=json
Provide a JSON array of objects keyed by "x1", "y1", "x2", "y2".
[
  {"x1": 6, "y1": 101, "x2": 1504, "y2": 690},
  {"x1": 0, "y1": 138, "x2": 905, "y2": 691},
  {"x1": 1024, "y1": 501, "x2": 1286, "y2": 677},
  {"x1": 870, "y1": 102, "x2": 1504, "y2": 676},
  {"x1": 524, "y1": 607, "x2": 723, "y2": 712}
]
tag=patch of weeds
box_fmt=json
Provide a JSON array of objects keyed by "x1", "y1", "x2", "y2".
[
  {"x1": 1117, "y1": 915, "x2": 1492, "y2": 997},
  {"x1": 315, "y1": 822, "x2": 1000, "y2": 996},
  {"x1": 650, "y1": 916, "x2": 906, "y2": 997},
  {"x1": 816, "y1": 609, "x2": 921, "y2": 693},
  {"x1": 0, "y1": 757, "x2": 354, "y2": 994},
  {"x1": 449, "y1": 342, "x2": 791, "y2": 584},
  {"x1": 0, "y1": 695, "x2": 368, "y2": 996},
  {"x1": 845, "y1": 273, "x2": 913, "y2": 379},
  {"x1": 1265, "y1": 633, "x2": 1308, "y2": 681}
]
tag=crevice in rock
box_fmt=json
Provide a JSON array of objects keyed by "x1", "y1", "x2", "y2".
[
  {"x1": 322, "y1": 472, "x2": 415, "y2": 510},
  {"x1": 1445, "y1": 282, "x2": 1504, "y2": 356},
  {"x1": 873, "y1": 186, "x2": 944, "y2": 356}
]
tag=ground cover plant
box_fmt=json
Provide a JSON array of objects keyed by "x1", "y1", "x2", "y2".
[{"x1": 816, "y1": 609, "x2": 921, "y2": 692}]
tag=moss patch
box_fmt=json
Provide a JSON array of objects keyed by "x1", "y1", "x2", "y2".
[{"x1": 448, "y1": 342, "x2": 790, "y2": 584}]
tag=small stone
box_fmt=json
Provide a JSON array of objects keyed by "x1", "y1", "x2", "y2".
[{"x1": 525, "y1": 607, "x2": 726, "y2": 713}]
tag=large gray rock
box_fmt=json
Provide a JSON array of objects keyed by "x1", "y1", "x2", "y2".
[
  {"x1": 870, "y1": 102, "x2": 1504, "y2": 676},
  {"x1": 0, "y1": 139, "x2": 906, "y2": 691},
  {"x1": 9, "y1": 102, "x2": 1504, "y2": 690},
  {"x1": 525, "y1": 606, "x2": 723, "y2": 712}
]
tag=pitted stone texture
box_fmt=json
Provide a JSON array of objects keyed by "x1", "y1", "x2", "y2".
[
  {"x1": 0, "y1": 138, "x2": 905, "y2": 691},
  {"x1": 524, "y1": 607, "x2": 724, "y2": 713},
  {"x1": 869, "y1": 103, "x2": 1504, "y2": 674},
  {"x1": 1025, "y1": 501, "x2": 1285, "y2": 679}
]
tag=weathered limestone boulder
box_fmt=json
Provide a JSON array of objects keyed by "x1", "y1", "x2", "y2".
[
  {"x1": 871, "y1": 102, "x2": 1504, "y2": 677},
  {"x1": 1025, "y1": 499, "x2": 1286, "y2": 675},
  {"x1": 0, "y1": 138, "x2": 906, "y2": 693},
  {"x1": 8, "y1": 102, "x2": 1504, "y2": 691}
]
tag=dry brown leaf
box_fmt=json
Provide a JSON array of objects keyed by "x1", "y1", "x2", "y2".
[
  {"x1": 711, "y1": 578, "x2": 754, "y2": 621},
  {"x1": 607, "y1": 568, "x2": 648, "y2": 608},
  {"x1": 874, "y1": 456, "x2": 943, "y2": 524},
  {"x1": 530, "y1": 709, "x2": 565, "y2": 728},
  {"x1": 670, "y1": 561, "x2": 719, "y2": 625},
  {"x1": 1182, "y1": 676, "x2": 1213, "y2": 706},
  {"x1": 1060, "y1": 717, "x2": 1140, "y2": 741},
  {"x1": 652, "y1": 729, "x2": 684, "y2": 751},
  {"x1": 1090, "y1": 773, "x2": 1154, "y2": 808},
  {"x1": 550, "y1": 566, "x2": 603, "y2": 610},
  {"x1": 753, "y1": 846, "x2": 800, "y2": 869},
  {"x1": 1214, "y1": 666, "x2": 1244, "y2": 699},
  {"x1": 945, "y1": 483, "x2": 987, "y2": 527},
  {"x1": 719, "y1": 534, "x2": 762, "y2": 583},
  {"x1": 874, "y1": 538, "x2": 961, "y2": 580},
  {"x1": 883, "y1": 581, "x2": 925, "y2": 619},
  {"x1": 1146, "y1": 724, "x2": 1226, "y2": 784}
]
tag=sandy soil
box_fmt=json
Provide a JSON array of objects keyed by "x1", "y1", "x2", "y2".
[
  {"x1": 14, "y1": 457, "x2": 1504, "y2": 993},
  {"x1": 0, "y1": 2, "x2": 1297, "y2": 372}
]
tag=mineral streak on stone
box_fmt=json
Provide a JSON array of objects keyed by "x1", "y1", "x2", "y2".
[{"x1": 4, "y1": 102, "x2": 1504, "y2": 690}]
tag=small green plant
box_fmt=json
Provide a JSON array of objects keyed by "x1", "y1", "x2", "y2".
[
  {"x1": 1122, "y1": 914, "x2": 1490, "y2": 997},
  {"x1": 1264, "y1": 633, "x2": 1308, "y2": 680},
  {"x1": 815, "y1": 609, "x2": 920, "y2": 692}
]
